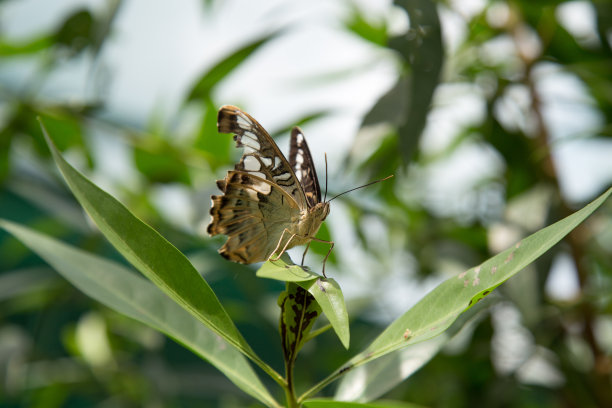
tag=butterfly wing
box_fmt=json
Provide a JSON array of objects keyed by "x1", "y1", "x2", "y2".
[
  {"x1": 217, "y1": 105, "x2": 308, "y2": 210},
  {"x1": 289, "y1": 127, "x2": 321, "y2": 208},
  {"x1": 208, "y1": 171, "x2": 301, "y2": 263}
]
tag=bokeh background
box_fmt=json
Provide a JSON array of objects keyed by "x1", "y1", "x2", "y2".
[{"x1": 1, "y1": 0, "x2": 612, "y2": 406}]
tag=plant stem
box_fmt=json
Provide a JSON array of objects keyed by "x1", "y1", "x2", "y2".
[{"x1": 284, "y1": 357, "x2": 299, "y2": 408}]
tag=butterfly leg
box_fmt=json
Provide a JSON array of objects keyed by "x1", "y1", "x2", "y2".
[
  {"x1": 301, "y1": 242, "x2": 311, "y2": 266},
  {"x1": 288, "y1": 236, "x2": 334, "y2": 277},
  {"x1": 270, "y1": 232, "x2": 334, "y2": 278},
  {"x1": 304, "y1": 237, "x2": 334, "y2": 278},
  {"x1": 269, "y1": 228, "x2": 298, "y2": 262},
  {"x1": 321, "y1": 240, "x2": 334, "y2": 278}
]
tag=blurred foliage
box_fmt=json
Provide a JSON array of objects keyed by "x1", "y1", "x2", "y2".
[{"x1": 1, "y1": 0, "x2": 611, "y2": 407}]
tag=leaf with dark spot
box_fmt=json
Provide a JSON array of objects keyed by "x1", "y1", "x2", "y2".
[{"x1": 278, "y1": 282, "x2": 321, "y2": 363}]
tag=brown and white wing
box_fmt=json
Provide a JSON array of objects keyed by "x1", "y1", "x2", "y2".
[
  {"x1": 217, "y1": 105, "x2": 308, "y2": 210},
  {"x1": 207, "y1": 171, "x2": 300, "y2": 264},
  {"x1": 289, "y1": 127, "x2": 321, "y2": 208}
]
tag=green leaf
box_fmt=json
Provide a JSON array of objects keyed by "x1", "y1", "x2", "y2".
[
  {"x1": 257, "y1": 254, "x2": 320, "y2": 282},
  {"x1": 258, "y1": 255, "x2": 350, "y2": 348},
  {"x1": 279, "y1": 283, "x2": 321, "y2": 363},
  {"x1": 187, "y1": 32, "x2": 278, "y2": 101},
  {"x1": 390, "y1": 0, "x2": 443, "y2": 162},
  {"x1": 298, "y1": 277, "x2": 349, "y2": 349},
  {"x1": 269, "y1": 110, "x2": 331, "y2": 140},
  {"x1": 360, "y1": 77, "x2": 409, "y2": 127},
  {"x1": 301, "y1": 187, "x2": 611, "y2": 400},
  {"x1": 0, "y1": 36, "x2": 53, "y2": 56},
  {"x1": 349, "y1": 186, "x2": 612, "y2": 371},
  {"x1": 344, "y1": 8, "x2": 388, "y2": 46},
  {"x1": 304, "y1": 399, "x2": 422, "y2": 408},
  {"x1": 335, "y1": 298, "x2": 491, "y2": 401},
  {"x1": 54, "y1": 9, "x2": 95, "y2": 56},
  {"x1": 27, "y1": 109, "x2": 89, "y2": 163},
  {"x1": 194, "y1": 98, "x2": 232, "y2": 169},
  {"x1": 39, "y1": 121, "x2": 282, "y2": 384},
  {"x1": 0, "y1": 220, "x2": 280, "y2": 408},
  {"x1": 133, "y1": 139, "x2": 191, "y2": 184},
  {"x1": 0, "y1": 129, "x2": 10, "y2": 182}
]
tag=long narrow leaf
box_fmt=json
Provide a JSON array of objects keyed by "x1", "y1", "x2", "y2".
[
  {"x1": 187, "y1": 32, "x2": 278, "y2": 101},
  {"x1": 0, "y1": 219, "x2": 280, "y2": 408},
  {"x1": 364, "y1": 187, "x2": 611, "y2": 358},
  {"x1": 301, "y1": 186, "x2": 611, "y2": 400},
  {"x1": 39, "y1": 122, "x2": 283, "y2": 384},
  {"x1": 335, "y1": 298, "x2": 492, "y2": 402}
]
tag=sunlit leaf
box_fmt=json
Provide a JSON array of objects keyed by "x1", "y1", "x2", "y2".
[
  {"x1": 349, "y1": 187, "x2": 611, "y2": 371},
  {"x1": 298, "y1": 277, "x2": 349, "y2": 349},
  {"x1": 258, "y1": 255, "x2": 350, "y2": 348},
  {"x1": 257, "y1": 254, "x2": 320, "y2": 282},
  {"x1": 335, "y1": 298, "x2": 492, "y2": 402},
  {"x1": 345, "y1": 8, "x2": 388, "y2": 46},
  {"x1": 301, "y1": 187, "x2": 611, "y2": 399},
  {"x1": 0, "y1": 36, "x2": 53, "y2": 56}
]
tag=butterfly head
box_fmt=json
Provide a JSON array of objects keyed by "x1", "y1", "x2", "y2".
[{"x1": 312, "y1": 201, "x2": 330, "y2": 221}]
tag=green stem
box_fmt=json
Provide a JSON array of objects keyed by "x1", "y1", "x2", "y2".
[
  {"x1": 302, "y1": 323, "x2": 332, "y2": 343},
  {"x1": 284, "y1": 356, "x2": 299, "y2": 408}
]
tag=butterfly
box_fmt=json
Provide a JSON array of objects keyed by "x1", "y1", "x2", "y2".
[{"x1": 207, "y1": 105, "x2": 334, "y2": 276}]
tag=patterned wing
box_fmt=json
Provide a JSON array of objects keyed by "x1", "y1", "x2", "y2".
[
  {"x1": 208, "y1": 171, "x2": 301, "y2": 263},
  {"x1": 217, "y1": 105, "x2": 307, "y2": 210},
  {"x1": 289, "y1": 127, "x2": 321, "y2": 208}
]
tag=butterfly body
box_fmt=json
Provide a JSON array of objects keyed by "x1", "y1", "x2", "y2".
[
  {"x1": 291, "y1": 201, "x2": 330, "y2": 246},
  {"x1": 208, "y1": 106, "x2": 332, "y2": 272}
]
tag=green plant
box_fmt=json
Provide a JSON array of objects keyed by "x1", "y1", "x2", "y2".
[
  {"x1": 2, "y1": 1, "x2": 612, "y2": 406},
  {"x1": 1, "y1": 122, "x2": 609, "y2": 407}
]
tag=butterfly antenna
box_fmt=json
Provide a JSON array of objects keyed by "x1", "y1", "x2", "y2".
[
  {"x1": 324, "y1": 153, "x2": 329, "y2": 202},
  {"x1": 327, "y1": 175, "x2": 393, "y2": 202}
]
